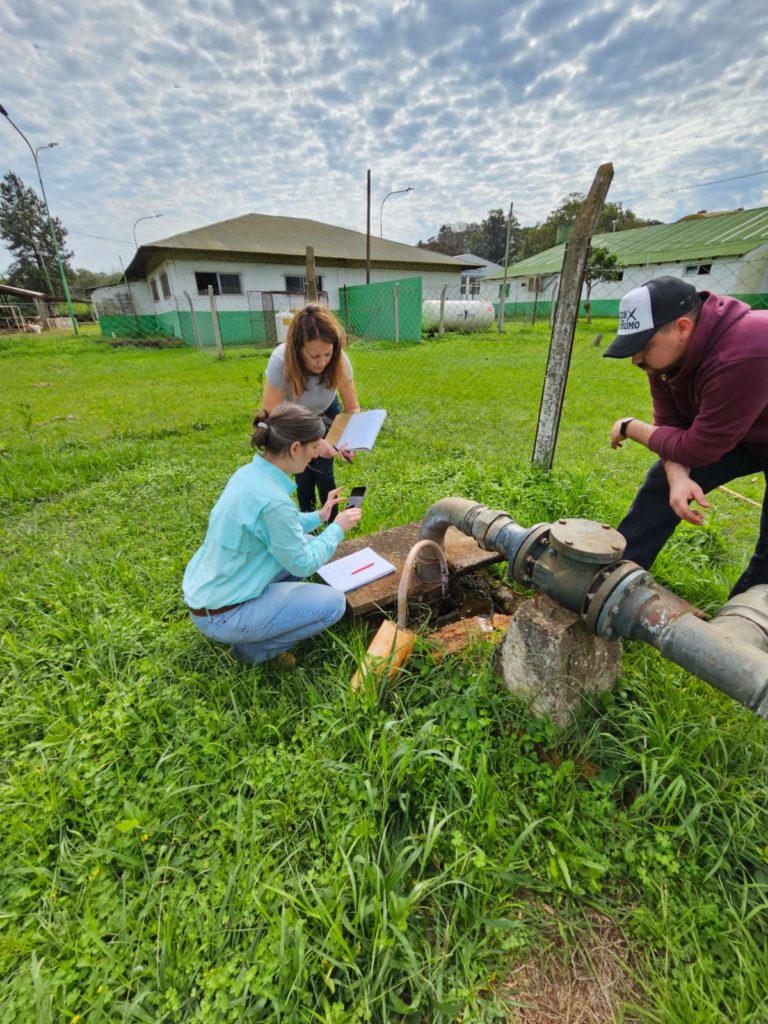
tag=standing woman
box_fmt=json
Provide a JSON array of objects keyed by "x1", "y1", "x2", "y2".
[
  {"x1": 262, "y1": 304, "x2": 360, "y2": 517},
  {"x1": 183, "y1": 402, "x2": 362, "y2": 666}
]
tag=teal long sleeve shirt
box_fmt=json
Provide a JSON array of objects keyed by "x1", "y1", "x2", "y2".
[{"x1": 182, "y1": 455, "x2": 343, "y2": 610}]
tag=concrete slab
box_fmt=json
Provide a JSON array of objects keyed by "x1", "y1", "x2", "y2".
[{"x1": 329, "y1": 521, "x2": 504, "y2": 615}]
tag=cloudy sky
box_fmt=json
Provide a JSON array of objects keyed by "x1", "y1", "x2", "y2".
[{"x1": 1, "y1": 0, "x2": 767, "y2": 275}]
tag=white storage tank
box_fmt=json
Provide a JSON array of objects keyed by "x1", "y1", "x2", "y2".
[{"x1": 421, "y1": 299, "x2": 495, "y2": 332}]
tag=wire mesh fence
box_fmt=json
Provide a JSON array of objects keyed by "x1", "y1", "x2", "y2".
[{"x1": 82, "y1": 256, "x2": 768, "y2": 422}]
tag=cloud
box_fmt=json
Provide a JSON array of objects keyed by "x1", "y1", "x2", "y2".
[{"x1": 1, "y1": 0, "x2": 767, "y2": 275}]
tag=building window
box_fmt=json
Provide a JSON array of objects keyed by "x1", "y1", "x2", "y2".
[
  {"x1": 219, "y1": 273, "x2": 242, "y2": 295},
  {"x1": 285, "y1": 274, "x2": 323, "y2": 294},
  {"x1": 160, "y1": 272, "x2": 171, "y2": 299},
  {"x1": 150, "y1": 279, "x2": 159, "y2": 301},
  {"x1": 195, "y1": 271, "x2": 243, "y2": 296},
  {"x1": 683, "y1": 263, "x2": 712, "y2": 276}
]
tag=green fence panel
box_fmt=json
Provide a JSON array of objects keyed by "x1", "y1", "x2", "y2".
[{"x1": 339, "y1": 278, "x2": 422, "y2": 342}]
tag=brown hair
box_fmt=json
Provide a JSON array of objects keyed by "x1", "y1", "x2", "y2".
[
  {"x1": 251, "y1": 402, "x2": 325, "y2": 454},
  {"x1": 283, "y1": 304, "x2": 348, "y2": 398}
]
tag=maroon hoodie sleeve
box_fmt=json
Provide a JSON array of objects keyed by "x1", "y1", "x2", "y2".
[{"x1": 648, "y1": 357, "x2": 768, "y2": 466}]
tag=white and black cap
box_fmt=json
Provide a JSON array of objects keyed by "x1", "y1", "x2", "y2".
[{"x1": 604, "y1": 276, "x2": 700, "y2": 358}]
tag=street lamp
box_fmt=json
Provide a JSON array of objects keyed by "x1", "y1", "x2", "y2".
[
  {"x1": 0, "y1": 103, "x2": 79, "y2": 334},
  {"x1": 380, "y1": 186, "x2": 414, "y2": 238},
  {"x1": 132, "y1": 213, "x2": 163, "y2": 250}
]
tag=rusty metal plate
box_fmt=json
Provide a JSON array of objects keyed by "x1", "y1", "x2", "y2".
[
  {"x1": 549, "y1": 518, "x2": 626, "y2": 564},
  {"x1": 328, "y1": 522, "x2": 504, "y2": 615}
]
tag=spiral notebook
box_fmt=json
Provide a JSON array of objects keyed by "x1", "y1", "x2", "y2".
[{"x1": 317, "y1": 546, "x2": 396, "y2": 592}]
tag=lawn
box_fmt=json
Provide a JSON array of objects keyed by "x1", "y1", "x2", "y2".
[{"x1": 1, "y1": 322, "x2": 767, "y2": 1022}]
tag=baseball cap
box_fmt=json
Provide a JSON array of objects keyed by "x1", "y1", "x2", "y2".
[{"x1": 604, "y1": 276, "x2": 700, "y2": 358}]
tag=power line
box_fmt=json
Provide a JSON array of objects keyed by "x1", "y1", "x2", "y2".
[
  {"x1": 69, "y1": 230, "x2": 132, "y2": 244},
  {"x1": 618, "y1": 168, "x2": 768, "y2": 204}
]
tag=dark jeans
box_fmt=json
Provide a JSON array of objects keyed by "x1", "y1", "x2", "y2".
[
  {"x1": 295, "y1": 396, "x2": 341, "y2": 520},
  {"x1": 619, "y1": 444, "x2": 768, "y2": 597}
]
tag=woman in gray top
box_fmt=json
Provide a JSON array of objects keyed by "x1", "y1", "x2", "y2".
[{"x1": 262, "y1": 305, "x2": 360, "y2": 518}]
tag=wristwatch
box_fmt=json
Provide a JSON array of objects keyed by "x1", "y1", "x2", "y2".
[{"x1": 619, "y1": 418, "x2": 635, "y2": 437}]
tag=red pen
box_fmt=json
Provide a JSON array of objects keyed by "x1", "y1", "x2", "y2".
[{"x1": 350, "y1": 562, "x2": 374, "y2": 575}]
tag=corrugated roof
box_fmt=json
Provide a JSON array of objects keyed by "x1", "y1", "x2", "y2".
[
  {"x1": 484, "y1": 206, "x2": 768, "y2": 279},
  {"x1": 126, "y1": 213, "x2": 474, "y2": 279},
  {"x1": 0, "y1": 283, "x2": 47, "y2": 297}
]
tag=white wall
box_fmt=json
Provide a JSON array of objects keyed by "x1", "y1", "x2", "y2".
[{"x1": 141, "y1": 256, "x2": 464, "y2": 311}]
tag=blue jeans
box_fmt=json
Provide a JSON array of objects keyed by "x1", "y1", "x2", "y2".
[
  {"x1": 190, "y1": 570, "x2": 346, "y2": 664},
  {"x1": 619, "y1": 444, "x2": 768, "y2": 597},
  {"x1": 295, "y1": 396, "x2": 341, "y2": 519}
]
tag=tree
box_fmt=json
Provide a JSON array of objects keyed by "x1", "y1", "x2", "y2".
[
  {"x1": 417, "y1": 206, "x2": 523, "y2": 264},
  {"x1": 68, "y1": 267, "x2": 122, "y2": 299},
  {"x1": 519, "y1": 193, "x2": 662, "y2": 260},
  {"x1": 0, "y1": 171, "x2": 73, "y2": 294},
  {"x1": 583, "y1": 244, "x2": 622, "y2": 324}
]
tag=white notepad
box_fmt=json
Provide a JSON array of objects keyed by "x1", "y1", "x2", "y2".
[
  {"x1": 317, "y1": 546, "x2": 396, "y2": 592},
  {"x1": 334, "y1": 410, "x2": 387, "y2": 452}
]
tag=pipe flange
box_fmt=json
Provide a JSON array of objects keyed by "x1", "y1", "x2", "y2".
[
  {"x1": 582, "y1": 561, "x2": 644, "y2": 634},
  {"x1": 549, "y1": 518, "x2": 627, "y2": 565},
  {"x1": 594, "y1": 567, "x2": 650, "y2": 640},
  {"x1": 510, "y1": 523, "x2": 550, "y2": 586}
]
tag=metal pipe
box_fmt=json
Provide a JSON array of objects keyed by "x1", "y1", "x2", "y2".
[
  {"x1": 397, "y1": 539, "x2": 448, "y2": 631},
  {"x1": 419, "y1": 499, "x2": 768, "y2": 718}
]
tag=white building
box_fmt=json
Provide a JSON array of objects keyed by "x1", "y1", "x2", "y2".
[
  {"x1": 92, "y1": 213, "x2": 475, "y2": 344},
  {"x1": 480, "y1": 206, "x2": 768, "y2": 318}
]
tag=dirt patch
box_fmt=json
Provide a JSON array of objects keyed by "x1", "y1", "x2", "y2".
[{"x1": 501, "y1": 911, "x2": 641, "y2": 1023}]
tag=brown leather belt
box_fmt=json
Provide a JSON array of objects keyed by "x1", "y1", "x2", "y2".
[{"x1": 188, "y1": 603, "x2": 241, "y2": 617}]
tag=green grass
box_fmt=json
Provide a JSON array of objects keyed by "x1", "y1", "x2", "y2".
[{"x1": 1, "y1": 322, "x2": 767, "y2": 1022}]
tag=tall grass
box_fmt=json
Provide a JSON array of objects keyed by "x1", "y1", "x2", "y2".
[{"x1": 1, "y1": 325, "x2": 766, "y2": 1021}]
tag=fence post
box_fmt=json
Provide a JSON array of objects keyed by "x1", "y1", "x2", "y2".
[
  {"x1": 532, "y1": 162, "x2": 614, "y2": 470},
  {"x1": 393, "y1": 282, "x2": 400, "y2": 343},
  {"x1": 438, "y1": 284, "x2": 447, "y2": 336},
  {"x1": 305, "y1": 246, "x2": 318, "y2": 302},
  {"x1": 207, "y1": 285, "x2": 224, "y2": 359},
  {"x1": 184, "y1": 291, "x2": 203, "y2": 349}
]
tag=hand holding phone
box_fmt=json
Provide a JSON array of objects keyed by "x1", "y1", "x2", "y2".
[{"x1": 345, "y1": 486, "x2": 366, "y2": 509}]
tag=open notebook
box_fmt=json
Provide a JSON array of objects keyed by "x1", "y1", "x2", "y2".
[
  {"x1": 317, "y1": 546, "x2": 396, "y2": 593},
  {"x1": 326, "y1": 409, "x2": 387, "y2": 452}
]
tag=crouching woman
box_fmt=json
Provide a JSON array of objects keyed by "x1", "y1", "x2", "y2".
[{"x1": 183, "y1": 402, "x2": 362, "y2": 665}]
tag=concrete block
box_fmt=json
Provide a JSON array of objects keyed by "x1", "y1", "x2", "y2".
[{"x1": 496, "y1": 593, "x2": 621, "y2": 727}]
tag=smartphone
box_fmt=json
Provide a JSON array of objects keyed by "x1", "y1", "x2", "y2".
[{"x1": 345, "y1": 486, "x2": 367, "y2": 509}]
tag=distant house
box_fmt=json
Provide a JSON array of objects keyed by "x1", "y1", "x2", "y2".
[
  {"x1": 92, "y1": 213, "x2": 475, "y2": 345},
  {"x1": 481, "y1": 206, "x2": 768, "y2": 317},
  {"x1": 0, "y1": 283, "x2": 56, "y2": 332},
  {"x1": 453, "y1": 253, "x2": 503, "y2": 296}
]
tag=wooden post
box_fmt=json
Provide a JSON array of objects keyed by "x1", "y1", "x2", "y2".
[
  {"x1": 438, "y1": 284, "x2": 447, "y2": 336},
  {"x1": 393, "y1": 282, "x2": 400, "y2": 343},
  {"x1": 532, "y1": 163, "x2": 614, "y2": 470},
  {"x1": 207, "y1": 285, "x2": 224, "y2": 359},
  {"x1": 305, "y1": 246, "x2": 318, "y2": 302},
  {"x1": 183, "y1": 290, "x2": 202, "y2": 349}
]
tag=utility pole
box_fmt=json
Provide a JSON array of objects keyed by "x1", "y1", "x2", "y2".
[
  {"x1": 366, "y1": 169, "x2": 371, "y2": 284},
  {"x1": 0, "y1": 103, "x2": 79, "y2": 334},
  {"x1": 497, "y1": 201, "x2": 513, "y2": 332}
]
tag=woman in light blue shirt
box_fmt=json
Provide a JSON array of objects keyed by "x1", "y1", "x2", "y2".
[{"x1": 183, "y1": 402, "x2": 362, "y2": 665}]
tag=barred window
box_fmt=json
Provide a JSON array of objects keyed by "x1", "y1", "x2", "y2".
[
  {"x1": 195, "y1": 271, "x2": 243, "y2": 296},
  {"x1": 285, "y1": 274, "x2": 323, "y2": 294},
  {"x1": 150, "y1": 279, "x2": 159, "y2": 301},
  {"x1": 160, "y1": 272, "x2": 171, "y2": 299}
]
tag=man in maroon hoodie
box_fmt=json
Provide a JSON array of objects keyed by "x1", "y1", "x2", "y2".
[{"x1": 604, "y1": 275, "x2": 768, "y2": 597}]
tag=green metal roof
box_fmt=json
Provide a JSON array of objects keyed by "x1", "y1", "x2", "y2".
[
  {"x1": 485, "y1": 206, "x2": 768, "y2": 279},
  {"x1": 126, "y1": 213, "x2": 474, "y2": 279}
]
